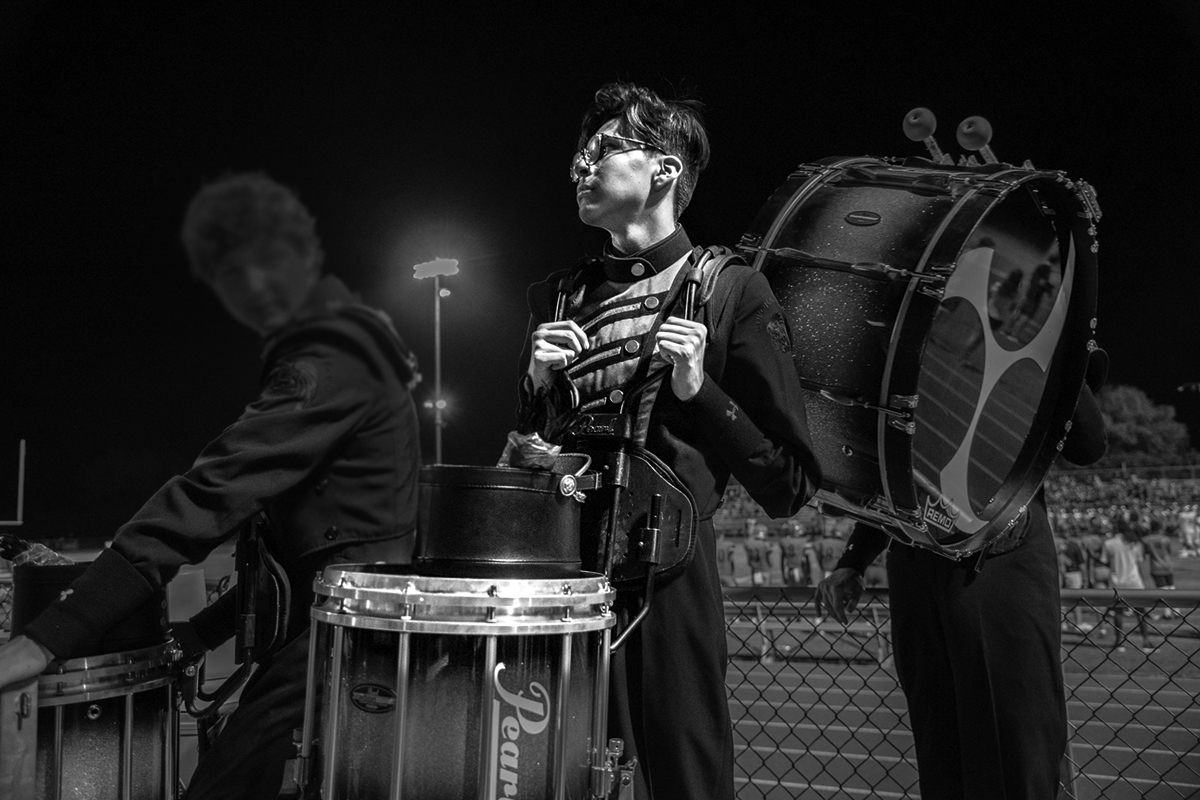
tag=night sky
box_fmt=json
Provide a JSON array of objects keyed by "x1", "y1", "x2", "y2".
[{"x1": 2, "y1": 3, "x2": 1198, "y2": 542}]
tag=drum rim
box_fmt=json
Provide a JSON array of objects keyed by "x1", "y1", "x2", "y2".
[
  {"x1": 317, "y1": 567, "x2": 614, "y2": 599},
  {"x1": 38, "y1": 641, "x2": 180, "y2": 704},
  {"x1": 37, "y1": 674, "x2": 177, "y2": 706},
  {"x1": 419, "y1": 464, "x2": 591, "y2": 494},
  {"x1": 42, "y1": 640, "x2": 180, "y2": 673},
  {"x1": 311, "y1": 609, "x2": 616, "y2": 635}
]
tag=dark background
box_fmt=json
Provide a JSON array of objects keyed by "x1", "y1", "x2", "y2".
[{"x1": 2, "y1": 2, "x2": 1197, "y2": 542}]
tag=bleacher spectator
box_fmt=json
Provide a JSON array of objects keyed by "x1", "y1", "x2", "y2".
[
  {"x1": 1142, "y1": 518, "x2": 1177, "y2": 618},
  {"x1": 779, "y1": 520, "x2": 821, "y2": 587},
  {"x1": 716, "y1": 534, "x2": 752, "y2": 588},
  {"x1": 815, "y1": 527, "x2": 846, "y2": 579},
  {"x1": 1180, "y1": 504, "x2": 1198, "y2": 556},
  {"x1": 1103, "y1": 517, "x2": 1151, "y2": 651},
  {"x1": 1082, "y1": 517, "x2": 1112, "y2": 589},
  {"x1": 745, "y1": 523, "x2": 782, "y2": 587}
]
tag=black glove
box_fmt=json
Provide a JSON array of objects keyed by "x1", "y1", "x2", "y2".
[{"x1": 170, "y1": 620, "x2": 209, "y2": 662}]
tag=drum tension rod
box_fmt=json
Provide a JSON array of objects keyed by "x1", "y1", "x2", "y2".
[
  {"x1": 849, "y1": 261, "x2": 948, "y2": 284},
  {"x1": 818, "y1": 389, "x2": 912, "y2": 419},
  {"x1": 755, "y1": 246, "x2": 949, "y2": 285}
]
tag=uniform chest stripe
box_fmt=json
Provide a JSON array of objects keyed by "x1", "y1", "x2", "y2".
[
  {"x1": 578, "y1": 296, "x2": 665, "y2": 331},
  {"x1": 570, "y1": 350, "x2": 639, "y2": 381},
  {"x1": 570, "y1": 342, "x2": 630, "y2": 375}
]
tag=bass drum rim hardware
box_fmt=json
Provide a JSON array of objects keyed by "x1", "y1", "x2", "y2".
[{"x1": 814, "y1": 387, "x2": 917, "y2": 430}]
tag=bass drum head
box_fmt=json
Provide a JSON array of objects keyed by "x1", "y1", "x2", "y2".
[{"x1": 909, "y1": 171, "x2": 1096, "y2": 548}]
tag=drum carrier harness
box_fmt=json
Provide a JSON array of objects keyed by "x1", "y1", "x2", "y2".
[{"x1": 547, "y1": 245, "x2": 744, "y2": 650}]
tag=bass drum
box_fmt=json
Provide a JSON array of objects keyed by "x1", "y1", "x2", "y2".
[{"x1": 739, "y1": 157, "x2": 1099, "y2": 555}]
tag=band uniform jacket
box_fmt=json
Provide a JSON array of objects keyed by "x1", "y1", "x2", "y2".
[
  {"x1": 24, "y1": 275, "x2": 421, "y2": 658},
  {"x1": 520, "y1": 227, "x2": 822, "y2": 523}
]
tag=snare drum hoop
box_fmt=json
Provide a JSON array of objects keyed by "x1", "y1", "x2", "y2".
[
  {"x1": 312, "y1": 567, "x2": 616, "y2": 635},
  {"x1": 743, "y1": 159, "x2": 1098, "y2": 556},
  {"x1": 36, "y1": 641, "x2": 180, "y2": 707}
]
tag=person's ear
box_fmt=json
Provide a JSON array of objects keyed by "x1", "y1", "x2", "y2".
[{"x1": 653, "y1": 154, "x2": 683, "y2": 189}]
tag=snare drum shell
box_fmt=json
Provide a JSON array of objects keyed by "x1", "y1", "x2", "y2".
[
  {"x1": 418, "y1": 465, "x2": 582, "y2": 578},
  {"x1": 303, "y1": 568, "x2": 615, "y2": 800},
  {"x1": 34, "y1": 643, "x2": 179, "y2": 800},
  {"x1": 36, "y1": 684, "x2": 175, "y2": 800}
]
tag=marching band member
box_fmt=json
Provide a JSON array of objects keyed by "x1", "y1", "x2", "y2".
[
  {"x1": 820, "y1": 349, "x2": 1108, "y2": 800},
  {"x1": 510, "y1": 81, "x2": 821, "y2": 800},
  {"x1": 0, "y1": 173, "x2": 421, "y2": 799}
]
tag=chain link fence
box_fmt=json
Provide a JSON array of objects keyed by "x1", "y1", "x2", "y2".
[{"x1": 725, "y1": 586, "x2": 1200, "y2": 799}]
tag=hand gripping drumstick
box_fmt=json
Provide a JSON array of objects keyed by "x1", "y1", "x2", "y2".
[{"x1": 903, "y1": 107, "x2": 951, "y2": 164}]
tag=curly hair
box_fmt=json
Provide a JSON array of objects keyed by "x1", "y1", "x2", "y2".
[
  {"x1": 579, "y1": 82, "x2": 710, "y2": 219},
  {"x1": 181, "y1": 172, "x2": 324, "y2": 283}
]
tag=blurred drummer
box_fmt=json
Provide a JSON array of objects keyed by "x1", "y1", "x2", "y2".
[
  {"x1": 512, "y1": 81, "x2": 821, "y2": 800},
  {"x1": 819, "y1": 349, "x2": 1108, "y2": 800},
  {"x1": 0, "y1": 173, "x2": 422, "y2": 799}
]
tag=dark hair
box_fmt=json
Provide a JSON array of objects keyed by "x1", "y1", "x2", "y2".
[
  {"x1": 579, "y1": 82, "x2": 710, "y2": 219},
  {"x1": 181, "y1": 172, "x2": 323, "y2": 283}
]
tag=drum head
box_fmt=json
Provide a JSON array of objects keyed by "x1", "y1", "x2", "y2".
[
  {"x1": 909, "y1": 172, "x2": 1096, "y2": 547},
  {"x1": 743, "y1": 158, "x2": 1097, "y2": 553}
]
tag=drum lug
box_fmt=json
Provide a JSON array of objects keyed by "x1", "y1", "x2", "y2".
[
  {"x1": 1075, "y1": 179, "x2": 1102, "y2": 221},
  {"x1": 738, "y1": 233, "x2": 763, "y2": 250},
  {"x1": 867, "y1": 497, "x2": 925, "y2": 530},
  {"x1": 918, "y1": 284, "x2": 945, "y2": 301},
  {"x1": 292, "y1": 725, "x2": 310, "y2": 794},
  {"x1": 888, "y1": 416, "x2": 915, "y2": 435},
  {"x1": 592, "y1": 737, "x2": 636, "y2": 799}
]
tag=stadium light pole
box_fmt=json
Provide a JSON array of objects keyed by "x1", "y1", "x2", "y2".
[{"x1": 413, "y1": 258, "x2": 460, "y2": 464}]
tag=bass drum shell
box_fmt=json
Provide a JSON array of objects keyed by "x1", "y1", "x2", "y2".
[
  {"x1": 418, "y1": 465, "x2": 584, "y2": 578},
  {"x1": 740, "y1": 156, "x2": 1098, "y2": 553}
]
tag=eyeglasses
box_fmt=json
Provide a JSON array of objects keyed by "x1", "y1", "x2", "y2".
[{"x1": 569, "y1": 132, "x2": 663, "y2": 182}]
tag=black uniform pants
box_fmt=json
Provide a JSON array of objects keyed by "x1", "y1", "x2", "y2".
[
  {"x1": 887, "y1": 517, "x2": 1067, "y2": 800},
  {"x1": 183, "y1": 629, "x2": 309, "y2": 799},
  {"x1": 608, "y1": 519, "x2": 736, "y2": 800}
]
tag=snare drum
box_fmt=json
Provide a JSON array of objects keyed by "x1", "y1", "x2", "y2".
[
  {"x1": 740, "y1": 157, "x2": 1099, "y2": 555},
  {"x1": 297, "y1": 565, "x2": 616, "y2": 799},
  {"x1": 35, "y1": 642, "x2": 180, "y2": 800}
]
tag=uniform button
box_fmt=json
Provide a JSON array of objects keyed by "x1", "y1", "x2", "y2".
[
  {"x1": 324, "y1": 526, "x2": 340, "y2": 540},
  {"x1": 624, "y1": 340, "x2": 640, "y2": 354},
  {"x1": 644, "y1": 296, "x2": 660, "y2": 310},
  {"x1": 630, "y1": 264, "x2": 645, "y2": 277},
  {"x1": 608, "y1": 389, "x2": 625, "y2": 404}
]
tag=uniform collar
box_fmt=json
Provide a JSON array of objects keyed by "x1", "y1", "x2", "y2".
[
  {"x1": 602, "y1": 226, "x2": 692, "y2": 282},
  {"x1": 261, "y1": 275, "x2": 354, "y2": 350}
]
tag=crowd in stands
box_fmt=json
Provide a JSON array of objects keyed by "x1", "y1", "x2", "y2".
[{"x1": 715, "y1": 473, "x2": 1200, "y2": 590}]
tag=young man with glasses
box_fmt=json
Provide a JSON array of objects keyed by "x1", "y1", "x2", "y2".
[{"x1": 511, "y1": 82, "x2": 821, "y2": 800}]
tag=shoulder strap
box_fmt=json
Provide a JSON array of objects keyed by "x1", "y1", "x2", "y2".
[
  {"x1": 696, "y1": 246, "x2": 747, "y2": 311},
  {"x1": 549, "y1": 257, "x2": 605, "y2": 321}
]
